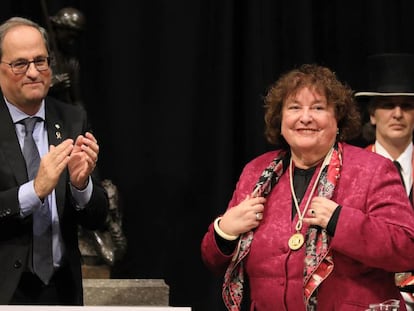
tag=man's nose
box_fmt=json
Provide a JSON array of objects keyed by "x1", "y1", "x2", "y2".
[{"x1": 393, "y1": 105, "x2": 403, "y2": 116}]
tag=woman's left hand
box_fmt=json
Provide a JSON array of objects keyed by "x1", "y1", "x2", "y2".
[{"x1": 303, "y1": 196, "x2": 338, "y2": 229}]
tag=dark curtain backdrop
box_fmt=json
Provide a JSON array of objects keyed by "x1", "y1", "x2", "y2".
[{"x1": 2, "y1": 1, "x2": 414, "y2": 310}]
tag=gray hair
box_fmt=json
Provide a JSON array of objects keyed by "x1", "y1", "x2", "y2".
[{"x1": 0, "y1": 17, "x2": 50, "y2": 60}]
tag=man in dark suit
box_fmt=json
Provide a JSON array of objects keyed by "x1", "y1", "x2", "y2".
[
  {"x1": 0, "y1": 17, "x2": 109, "y2": 305},
  {"x1": 355, "y1": 53, "x2": 414, "y2": 311}
]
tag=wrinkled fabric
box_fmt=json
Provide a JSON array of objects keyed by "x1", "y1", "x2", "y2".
[
  {"x1": 222, "y1": 150, "x2": 287, "y2": 310},
  {"x1": 366, "y1": 143, "x2": 414, "y2": 309},
  {"x1": 201, "y1": 143, "x2": 414, "y2": 311},
  {"x1": 222, "y1": 144, "x2": 342, "y2": 310}
]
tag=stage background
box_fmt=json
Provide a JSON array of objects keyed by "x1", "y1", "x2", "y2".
[{"x1": 1, "y1": 1, "x2": 414, "y2": 310}]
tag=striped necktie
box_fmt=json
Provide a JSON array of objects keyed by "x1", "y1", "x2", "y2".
[{"x1": 20, "y1": 117, "x2": 54, "y2": 284}]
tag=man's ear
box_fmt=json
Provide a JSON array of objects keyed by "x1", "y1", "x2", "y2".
[{"x1": 369, "y1": 114, "x2": 376, "y2": 126}]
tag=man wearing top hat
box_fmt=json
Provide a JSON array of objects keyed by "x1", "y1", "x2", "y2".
[{"x1": 355, "y1": 53, "x2": 414, "y2": 311}]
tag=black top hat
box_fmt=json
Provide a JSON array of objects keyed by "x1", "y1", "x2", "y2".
[{"x1": 354, "y1": 53, "x2": 414, "y2": 97}]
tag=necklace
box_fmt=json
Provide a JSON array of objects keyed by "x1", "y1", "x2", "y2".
[{"x1": 288, "y1": 148, "x2": 333, "y2": 250}]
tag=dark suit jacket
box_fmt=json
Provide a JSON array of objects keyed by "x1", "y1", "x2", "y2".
[{"x1": 0, "y1": 95, "x2": 109, "y2": 304}]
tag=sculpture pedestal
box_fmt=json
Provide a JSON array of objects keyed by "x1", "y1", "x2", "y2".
[
  {"x1": 82, "y1": 264, "x2": 111, "y2": 279},
  {"x1": 83, "y1": 279, "x2": 170, "y2": 306}
]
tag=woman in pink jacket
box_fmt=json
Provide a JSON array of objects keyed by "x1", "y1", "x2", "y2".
[{"x1": 201, "y1": 64, "x2": 414, "y2": 311}]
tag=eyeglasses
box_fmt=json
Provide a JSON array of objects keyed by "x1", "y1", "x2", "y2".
[{"x1": 1, "y1": 56, "x2": 50, "y2": 74}]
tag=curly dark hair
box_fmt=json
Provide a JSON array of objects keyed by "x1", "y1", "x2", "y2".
[{"x1": 264, "y1": 64, "x2": 361, "y2": 147}]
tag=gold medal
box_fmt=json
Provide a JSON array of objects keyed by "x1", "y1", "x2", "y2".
[
  {"x1": 288, "y1": 149, "x2": 334, "y2": 252},
  {"x1": 288, "y1": 232, "x2": 304, "y2": 250}
]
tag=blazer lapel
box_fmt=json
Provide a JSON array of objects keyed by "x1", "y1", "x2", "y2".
[
  {"x1": 45, "y1": 100, "x2": 68, "y2": 215},
  {"x1": 0, "y1": 99, "x2": 28, "y2": 184}
]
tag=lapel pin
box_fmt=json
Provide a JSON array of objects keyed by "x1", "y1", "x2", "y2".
[{"x1": 54, "y1": 124, "x2": 62, "y2": 139}]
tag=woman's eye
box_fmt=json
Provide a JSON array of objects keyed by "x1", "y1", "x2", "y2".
[{"x1": 313, "y1": 105, "x2": 325, "y2": 110}]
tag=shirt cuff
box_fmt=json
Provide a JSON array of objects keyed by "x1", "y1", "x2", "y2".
[
  {"x1": 70, "y1": 177, "x2": 93, "y2": 209},
  {"x1": 19, "y1": 181, "x2": 42, "y2": 217}
]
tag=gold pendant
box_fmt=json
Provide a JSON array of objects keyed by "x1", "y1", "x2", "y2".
[{"x1": 288, "y1": 232, "x2": 304, "y2": 250}]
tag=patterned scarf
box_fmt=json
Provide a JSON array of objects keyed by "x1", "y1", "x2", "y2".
[{"x1": 222, "y1": 142, "x2": 343, "y2": 311}]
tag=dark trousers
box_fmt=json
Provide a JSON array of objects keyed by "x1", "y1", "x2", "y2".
[{"x1": 10, "y1": 265, "x2": 80, "y2": 305}]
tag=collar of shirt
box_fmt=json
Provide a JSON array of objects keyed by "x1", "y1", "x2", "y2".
[
  {"x1": 375, "y1": 140, "x2": 413, "y2": 193},
  {"x1": 4, "y1": 97, "x2": 48, "y2": 157},
  {"x1": 4, "y1": 96, "x2": 45, "y2": 123}
]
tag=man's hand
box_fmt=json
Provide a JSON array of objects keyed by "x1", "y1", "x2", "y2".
[
  {"x1": 68, "y1": 132, "x2": 99, "y2": 189},
  {"x1": 33, "y1": 138, "x2": 74, "y2": 199}
]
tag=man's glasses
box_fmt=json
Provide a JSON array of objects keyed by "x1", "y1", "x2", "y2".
[{"x1": 1, "y1": 56, "x2": 50, "y2": 74}]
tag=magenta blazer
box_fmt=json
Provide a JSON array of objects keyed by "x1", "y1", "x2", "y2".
[{"x1": 201, "y1": 143, "x2": 414, "y2": 311}]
